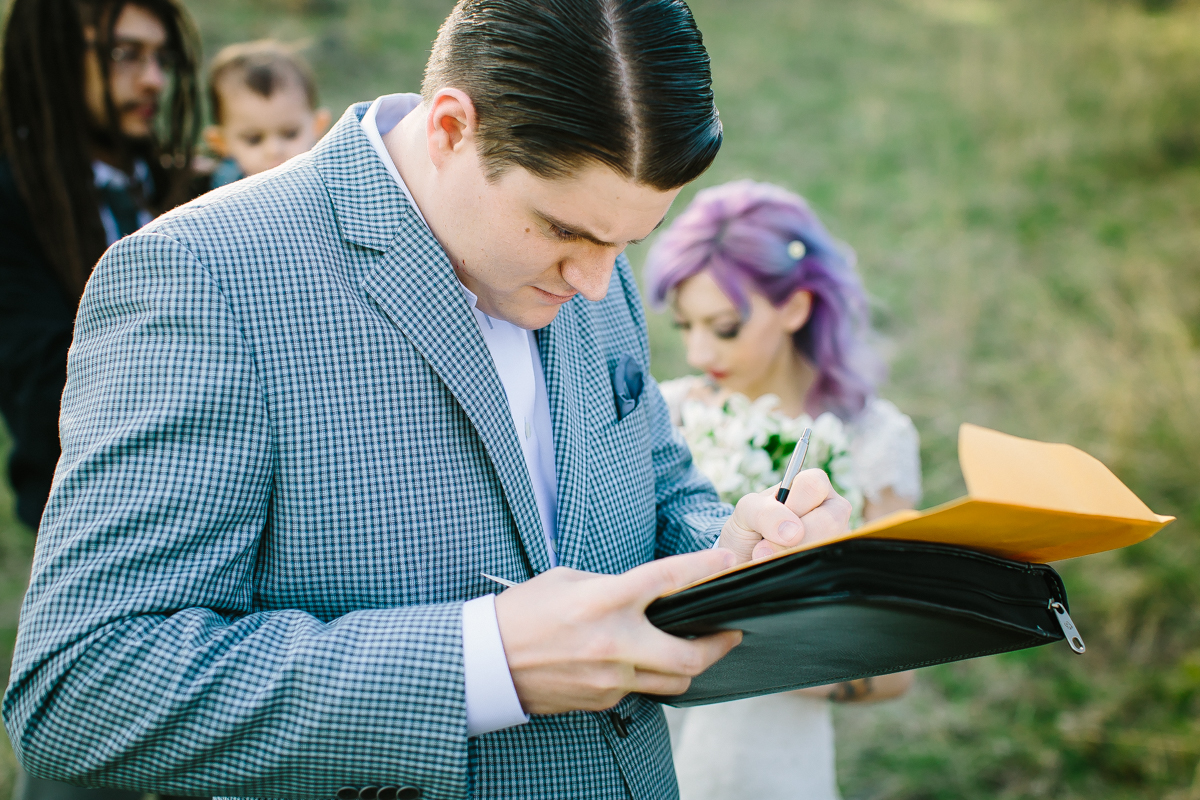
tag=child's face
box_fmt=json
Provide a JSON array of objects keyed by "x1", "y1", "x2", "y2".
[{"x1": 206, "y1": 80, "x2": 331, "y2": 177}]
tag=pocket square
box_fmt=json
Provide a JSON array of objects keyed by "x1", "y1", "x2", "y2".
[{"x1": 612, "y1": 352, "x2": 645, "y2": 421}]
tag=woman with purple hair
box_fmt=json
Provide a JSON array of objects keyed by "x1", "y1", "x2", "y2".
[{"x1": 645, "y1": 180, "x2": 921, "y2": 800}]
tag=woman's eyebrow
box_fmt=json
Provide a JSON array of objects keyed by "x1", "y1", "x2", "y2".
[{"x1": 676, "y1": 311, "x2": 741, "y2": 325}]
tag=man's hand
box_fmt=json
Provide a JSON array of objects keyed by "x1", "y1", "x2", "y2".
[
  {"x1": 493, "y1": 548, "x2": 743, "y2": 715},
  {"x1": 718, "y1": 468, "x2": 852, "y2": 562}
]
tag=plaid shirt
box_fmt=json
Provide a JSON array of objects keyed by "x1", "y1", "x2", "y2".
[{"x1": 3, "y1": 104, "x2": 730, "y2": 800}]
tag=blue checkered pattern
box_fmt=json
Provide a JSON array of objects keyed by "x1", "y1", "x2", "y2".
[{"x1": 2, "y1": 104, "x2": 731, "y2": 800}]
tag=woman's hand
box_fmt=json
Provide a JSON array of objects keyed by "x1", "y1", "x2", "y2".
[
  {"x1": 796, "y1": 671, "x2": 916, "y2": 704},
  {"x1": 862, "y1": 486, "x2": 914, "y2": 524}
]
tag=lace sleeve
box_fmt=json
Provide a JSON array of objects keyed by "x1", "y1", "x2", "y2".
[{"x1": 847, "y1": 398, "x2": 923, "y2": 506}]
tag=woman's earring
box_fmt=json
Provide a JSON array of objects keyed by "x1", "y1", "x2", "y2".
[{"x1": 787, "y1": 240, "x2": 807, "y2": 260}]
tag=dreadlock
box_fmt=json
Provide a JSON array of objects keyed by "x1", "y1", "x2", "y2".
[{"x1": 0, "y1": 0, "x2": 200, "y2": 300}]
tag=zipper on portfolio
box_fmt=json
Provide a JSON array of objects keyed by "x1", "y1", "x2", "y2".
[{"x1": 1050, "y1": 601, "x2": 1086, "y2": 654}]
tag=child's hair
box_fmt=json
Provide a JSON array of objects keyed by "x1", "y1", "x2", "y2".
[
  {"x1": 644, "y1": 179, "x2": 883, "y2": 418},
  {"x1": 207, "y1": 40, "x2": 318, "y2": 124}
]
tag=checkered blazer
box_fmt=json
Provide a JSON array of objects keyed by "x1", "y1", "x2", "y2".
[{"x1": 2, "y1": 105, "x2": 731, "y2": 800}]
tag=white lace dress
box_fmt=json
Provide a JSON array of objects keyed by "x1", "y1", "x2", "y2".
[{"x1": 660, "y1": 376, "x2": 922, "y2": 800}]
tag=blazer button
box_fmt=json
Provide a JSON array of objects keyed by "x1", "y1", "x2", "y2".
[
  {"x1": 377, "y1": 788, "x2": 399, "y2": 800},
  {"x1": 359, "y1": 786, "x2": 380, "y2": 800},
  {"x1": 397, "y1": 788, "x2": 421, "y2": 800},
  {"x1": 336, "y1": 788, "x2": 358, "y2": 800}
]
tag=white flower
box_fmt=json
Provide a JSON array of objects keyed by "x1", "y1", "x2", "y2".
[
  {"x1": 678, "y1": 392, "x2": 865, "y2": 527},
  {"x1": 779, "y1": 412, "x2": 814, "y2": 443},
  {"x1": 741, "y1": 447, "x2": 775, "y2": 485}
]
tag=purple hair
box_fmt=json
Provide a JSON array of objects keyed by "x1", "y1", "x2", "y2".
[{"x1": 645, "y1": 179, "x2": 882, "y2": 418}]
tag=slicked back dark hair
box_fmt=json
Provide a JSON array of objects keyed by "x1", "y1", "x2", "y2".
[
  {"x1": 422, "y1": 0, "x2": 722, "y2": 191},
  {"x1": 0, "y1": 0, "x2": 200, "y2": 300}
]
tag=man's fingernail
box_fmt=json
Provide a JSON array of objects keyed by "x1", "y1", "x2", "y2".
[{"x1": 778, "y1": 521, "x2": 801, "y2": 543}]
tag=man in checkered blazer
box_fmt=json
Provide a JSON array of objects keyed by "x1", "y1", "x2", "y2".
[{"x1": 4, "y1": 1, "x2": 850, "y2": 798}]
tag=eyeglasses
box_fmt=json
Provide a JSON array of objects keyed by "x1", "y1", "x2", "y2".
[{"x1": 105, "y1": 42, "x2": 179, "y2": 74}]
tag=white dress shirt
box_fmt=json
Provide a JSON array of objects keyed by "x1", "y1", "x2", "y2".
[{"x1": 362, "y1": 94, "x2": 559, "y2": 737}]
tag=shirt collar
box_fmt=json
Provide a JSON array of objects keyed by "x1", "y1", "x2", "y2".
[
  {"x1": 459, "y1": 281, "x2": 483, "y2": 311},
  {"x1": 360, "y1": 93, "x2": 430, "y2": 230}
]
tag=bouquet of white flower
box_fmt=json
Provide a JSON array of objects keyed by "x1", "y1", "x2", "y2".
[{"x1": 677, "y1": 393, "x2": 864, "y2": 528}]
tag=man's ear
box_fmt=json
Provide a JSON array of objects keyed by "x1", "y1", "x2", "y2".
[
  {"x1": 203, "y1": 125, "x2": 228, "y2": 157},
  {"x1": 426, "y1": 88, "x2": 477, "y2": 169},
  {"x1": 780, "y1": 289, "x2": 813, "y2": 333},
  {"x1": 313, "y1": 108, "x2": 332, "y2": 138}
]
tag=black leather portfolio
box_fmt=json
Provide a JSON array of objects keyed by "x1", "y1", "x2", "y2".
[{"x1": 646, "y1": 539, "x2": 1080, "y2": 707}]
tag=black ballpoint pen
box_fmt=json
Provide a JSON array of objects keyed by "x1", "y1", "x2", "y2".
[{"x1": 775, "y1": 427, "x2": 812, "y2": 504}]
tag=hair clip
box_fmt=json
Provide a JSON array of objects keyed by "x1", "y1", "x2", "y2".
[{"x1": 787, "y1": 240, "x2": 807, "y2": 260}]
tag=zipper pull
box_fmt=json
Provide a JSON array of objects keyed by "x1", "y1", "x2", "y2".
[{"x1": 1050, "y1": 601, "x2": 1086, "y2": 654}]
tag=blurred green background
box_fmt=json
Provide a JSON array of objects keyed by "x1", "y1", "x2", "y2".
[{"x1": 2, "y1": 0, "x2": 1200, "y2": 797}]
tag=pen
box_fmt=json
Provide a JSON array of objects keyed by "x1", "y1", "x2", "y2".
[{"x1": 775, "y1": 427, "x2": 812, "y2": 505}]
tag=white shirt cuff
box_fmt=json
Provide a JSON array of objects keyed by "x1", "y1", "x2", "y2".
[{"x1": 462, "y1": 594, "x2": 529, "y2": 737}]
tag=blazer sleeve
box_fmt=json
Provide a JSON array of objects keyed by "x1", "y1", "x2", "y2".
[
  {"x1": 646, "y1": 375, "x2": 731, "y2": 557},
  {"x1": 2, "y1": 232, "x2": 470, "y2": 800}
]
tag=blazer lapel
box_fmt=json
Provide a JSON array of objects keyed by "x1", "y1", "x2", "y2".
[
  {"x1": 315, "y1": 106, "x2": 552, "y2": 575},
  {"x1": 362, "y1": 218, "x2": 552, "y2": 576},
  {"x1": 538, "y1": 300, "x2": 607, "y2": 569}
]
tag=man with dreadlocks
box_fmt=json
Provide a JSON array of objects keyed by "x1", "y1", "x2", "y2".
[{"x1": 0, "y1": 0, "x2": 200, "y2": 537}]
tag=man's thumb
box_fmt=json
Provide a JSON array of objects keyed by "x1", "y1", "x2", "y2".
[{"x1": 625, "y1": 548, "x2": 737, "y2": 607}]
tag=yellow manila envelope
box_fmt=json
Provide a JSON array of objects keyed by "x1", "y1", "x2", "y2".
[
  {"x1": 845, "y1": 423, "x2": 1176, "y2": 562},
  {"x1": 732, "y1": 423, "x2": 1175, "y2": 573}
]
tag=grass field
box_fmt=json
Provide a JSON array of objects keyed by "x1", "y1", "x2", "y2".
[
  {"x1": 2, "y1": 0, "x2": 1199, "y2": 796},
  {"x1": 0, "y1": 425, "x2": 33, "y2": 800}
]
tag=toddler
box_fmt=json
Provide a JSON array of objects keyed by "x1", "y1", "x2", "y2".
[{"x1": 204, "y1": 40, "x2": 331, "y2": 186}]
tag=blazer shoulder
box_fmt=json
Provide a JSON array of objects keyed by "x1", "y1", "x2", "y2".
[
  {"x1": 154, "y1": 153, "x2": 326, "y2": 220},
  {"x1": 132, "y1": 156, "x2": 342, "y2": 282}
]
